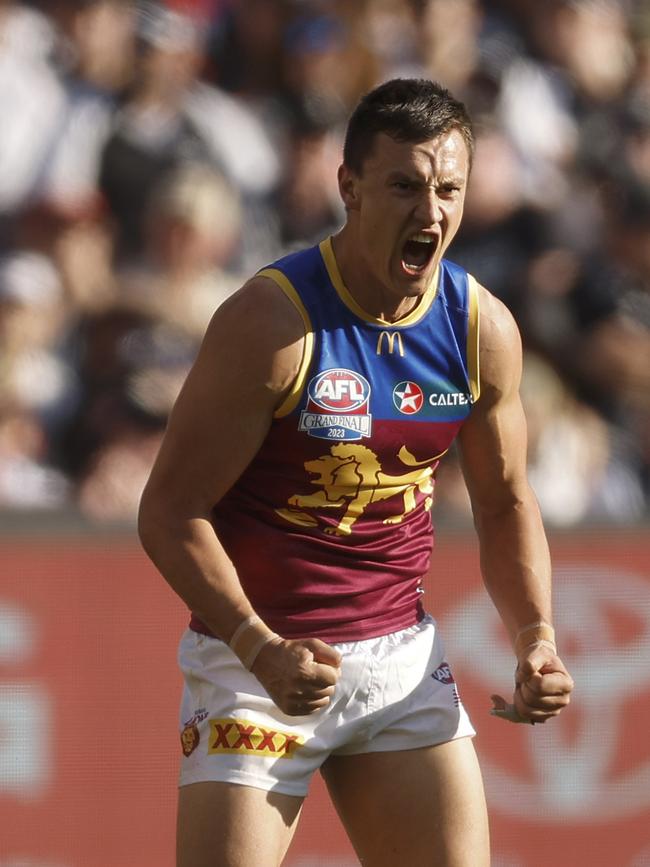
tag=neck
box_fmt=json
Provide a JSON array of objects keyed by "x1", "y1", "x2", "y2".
[{"x1": 330, "y1": 229, "x2": 423, "y2": 324}]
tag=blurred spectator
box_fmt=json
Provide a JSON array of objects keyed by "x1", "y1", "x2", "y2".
[
  {"x1": 279, "y1": 8, "x2": 373, "y2": 131},
  {"x1": 99, "y1": 0, "x2": 281, "y2": 265},
  {"x1": 433, "y1": 352, "x2": 646, "y2": 527},
  {"x1": 0, "y1": 0, "x2": 648, "y2": 525},
  {"x1": 517, "y1": 177, "x2": 650, "y2": 510},
  {"x1": 498, "y1": 0, "x2": 635, "y2": 208},
  {"x1": 274, "y1": 112, "x2": 344, "y2": 249},
  {"x1": 60, "y1": 300, "x2": 194, "y2": 520},
  {"x1": 0, "y1": 401, "x2": 70, "y2": 508},
  {"x1": 448, "y1": 125, "x2": 549, "y2": 308},
  {"x1": 0, "y1": 248, "x2": 77, "y2": 508},
  {"x1": 0, "y1": 1, "x2": 65, "y2": 219},
  {"x1": 357, "y1": 0, "x2": 417, "y2": 84},
  {"x1": 39, "y1": 0, "x2": 137, "y2": 216},
  {"x1": 630, "y1": 2, "x2": 650, "y2": 98},
  {"x1": 52, "y1": 208, "x2": 118, "y2": 315},
  {"x1": 209, "y1": 0, "x2": 286, "y2": 99},
  {"x1": 119, "y1": 161, "x2": 245, "y2": 337},
  {"x1": 520, "y1": 352, "x2": 645, "y2": 526},
  {"x1": 532, "y1": 0, "x2": 633, "y2": 103},
  {"x1": 571, "y1": 181, "x2": 650, "y2": 413},
  {"x1": 619, "y1": 94, "x2": 650, "y2": 183},
  {"x1": 75, "y1": 413, "x2": 164, "y2": 522},
  {"x1": 0, "y1": 249, "x2": 79, "y2": 434},
  {"x1": 404, "y1": 0, "x2": 485, "y2": 95}
]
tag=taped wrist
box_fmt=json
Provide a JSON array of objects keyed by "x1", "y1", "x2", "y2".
[
  {"x1": 514, "y1": 621, "x2": 556, "y2": 658},
  {"x1": 229, "y1": 615, "x2": 280, "y2": 670}
]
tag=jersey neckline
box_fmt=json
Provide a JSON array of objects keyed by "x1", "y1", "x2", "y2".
[{"x1": 319, "y1": 236, "x2": 440, "y2": 327}]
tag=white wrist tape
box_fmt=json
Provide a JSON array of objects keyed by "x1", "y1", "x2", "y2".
[
  {"x1": 228, "y1": 615, "x2": 260, "y2": 651},
  {"x1": 515, "y1": 621, "x2": 556, "y2": 657},
  {"x1": 229, "y1": 614, "x2": 279, "y2": 670},
  {"x1": 519, "y1": 638, "x2": 557, "y2": 655},
  {"x1": 241, "y1": 632, "x2": 280, "y2": 670}
]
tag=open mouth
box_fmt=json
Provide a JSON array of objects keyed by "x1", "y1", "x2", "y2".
[{"x1": 401, "y1": 232, "x2": 436, "y2": 276}]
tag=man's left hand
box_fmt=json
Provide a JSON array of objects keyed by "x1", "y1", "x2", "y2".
[{"x1": 491, "y1": 644, "x2": 574, "y2": 724}]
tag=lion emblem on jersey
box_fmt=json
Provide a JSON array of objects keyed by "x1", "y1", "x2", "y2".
[{"x1": 275, "y1": 443, "x2": 445, "y2": 536}]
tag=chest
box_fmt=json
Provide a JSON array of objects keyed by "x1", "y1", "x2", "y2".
[{"x1": 294, "y1": 306, "x2": 474, "y2": 450}]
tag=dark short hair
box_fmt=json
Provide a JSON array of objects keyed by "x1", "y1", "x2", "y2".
[{"x1": 343, "y1": 78, "x2": 474, "y2": 175}]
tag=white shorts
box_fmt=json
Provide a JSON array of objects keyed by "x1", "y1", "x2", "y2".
[{"x1": 177, "y1": 615, "x2": 475, "y2": 797}]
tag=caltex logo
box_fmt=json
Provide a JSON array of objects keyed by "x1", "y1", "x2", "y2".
[{"x1": 393, "y1": 381, "x2": 424, "y2": 414}]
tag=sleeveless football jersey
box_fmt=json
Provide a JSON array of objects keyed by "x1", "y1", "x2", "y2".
[{"x1": 194, "y1": 237, "x2": 480, "y2": 643}]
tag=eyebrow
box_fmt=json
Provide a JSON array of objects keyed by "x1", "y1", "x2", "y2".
[
  {"x1": 437, "y1": 175, "x2": 466, "y2": 186},
  {"x1": 386, "y1": 170, "x2": 465, "y2": 186}
]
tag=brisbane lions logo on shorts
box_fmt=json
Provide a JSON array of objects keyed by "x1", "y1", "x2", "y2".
[
  {"x1": 299, "y1": 368, "x2": 372, "y2": 441},
  {"x1": 181, "y1": 722, "x2": 200, "y2": 757}
]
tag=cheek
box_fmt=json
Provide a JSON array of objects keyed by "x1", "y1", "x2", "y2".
[
  {"x1": 359, "y1": 200, "x2": 402, "y2": 264},
  {"x1": 359, "y1": 213, "x2": 384, "y2": 250},
  {"x1": 363, "y1": 204, "x2": 398, "y2": 241},
  {"x1": 444, "y1": 203, "x2": 465, "y2": 238},
  {"x1": 366, "y1": 226, "x2": 397, "y2": 268}
]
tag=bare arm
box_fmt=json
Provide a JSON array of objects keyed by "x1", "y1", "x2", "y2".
[
  {"x1": 458, "y1": 286, "x2": 573, "y2": 722},
  {"x1": 138, "y1": 277, "x2": 341, "y2": 714}
]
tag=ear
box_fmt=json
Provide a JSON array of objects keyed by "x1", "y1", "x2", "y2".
[{"x1": 337, "y1": 163, "x2": 361, "y2": 211}]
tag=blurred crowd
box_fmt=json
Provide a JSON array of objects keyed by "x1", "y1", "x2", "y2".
[{"x1": 0, "y1": 0, "x2": 648, "y2": 526}]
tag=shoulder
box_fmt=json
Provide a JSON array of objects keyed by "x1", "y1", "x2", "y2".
[
  {"x1": 477, "y1": 283, "x2": 521, "y2": 352},
  {"x1": 198, "y1": 274, "x2": 306, "y2": 402},
  {"x1": 212, "y1": 274, "x2": 305, "y2": 338},
  {"x1": 476, "y1": 283, "x2": 523, "y2": 399}
]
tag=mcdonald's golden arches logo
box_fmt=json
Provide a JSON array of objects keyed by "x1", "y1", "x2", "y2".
[{"x1": 376, "y1": 331, "x2": 405, "y2": 356}]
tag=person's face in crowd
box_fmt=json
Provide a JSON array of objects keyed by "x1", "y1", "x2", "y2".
[
  {"x1": 67, "y1": 0, "x2": 136, "y2": 90},
  {"x1": 338, "y1": 128, "x2": 470, "y2": 313}
]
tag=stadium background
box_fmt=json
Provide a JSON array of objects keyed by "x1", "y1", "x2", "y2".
[{"x1": 1, "y1": 1, "x2": 649, "y2": 865}]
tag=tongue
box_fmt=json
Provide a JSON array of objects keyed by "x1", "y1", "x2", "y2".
[{"x1": 402, "y1": 240, "x2": 431, "y2": 269}]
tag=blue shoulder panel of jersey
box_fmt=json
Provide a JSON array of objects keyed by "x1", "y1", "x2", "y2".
[
  {"x1": 264, "y1": 244, "x2": 329, "y2": 300},
  {"x1": 438, "y1": 258, "x2": 470, "y2": 312}
]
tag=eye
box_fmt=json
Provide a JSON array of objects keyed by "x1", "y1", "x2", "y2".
[{"x1": 392, "y1": 180, "x2": 412, "y2": 191}]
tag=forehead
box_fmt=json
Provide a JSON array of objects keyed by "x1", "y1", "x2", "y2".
[{"x1": 363, "y1": 130, "x2": 470, "y2": 179}]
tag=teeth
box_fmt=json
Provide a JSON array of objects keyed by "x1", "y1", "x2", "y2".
[{"x1": 410, "y1": 232, "x2": 434, "y2": 243}]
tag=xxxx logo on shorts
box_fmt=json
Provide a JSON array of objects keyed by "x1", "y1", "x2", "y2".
[{"x1": 207, "y1": 718, "x2": 305, "y2": 758}]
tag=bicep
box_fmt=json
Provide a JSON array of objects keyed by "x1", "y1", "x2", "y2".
[
  {"x1": 458, "y1": 290, "x2": 530, "y2": 514},
  {"x1": 458, "y1": 390, "x2": 529, "y2": 514},
  {"x1": 143, "y1": 282, "x2": 303, "y2": 517}
]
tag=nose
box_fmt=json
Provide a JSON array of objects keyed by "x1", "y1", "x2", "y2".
[{"x1": 415, "y1": 186, "x2": 443, "y2": 225}]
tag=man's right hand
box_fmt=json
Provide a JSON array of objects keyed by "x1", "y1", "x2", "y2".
[{"x1": 250, "y1": 637, "x2": 342, "y2": 716}]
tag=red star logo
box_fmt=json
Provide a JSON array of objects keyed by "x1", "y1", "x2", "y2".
[{"x1": 393, "y1": 381, "x2": 424, "y2": 414}]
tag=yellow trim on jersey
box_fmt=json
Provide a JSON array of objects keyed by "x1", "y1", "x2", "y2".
[
  {"x1": 319, "y1": 237, "x2": 439, "y2": 327},
  {"x1": 467, "y1": 274, "x2": 480, "y2": 403},
  {"x1": 257, "y1": 268, "x2": 314, "y2": 419}
]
